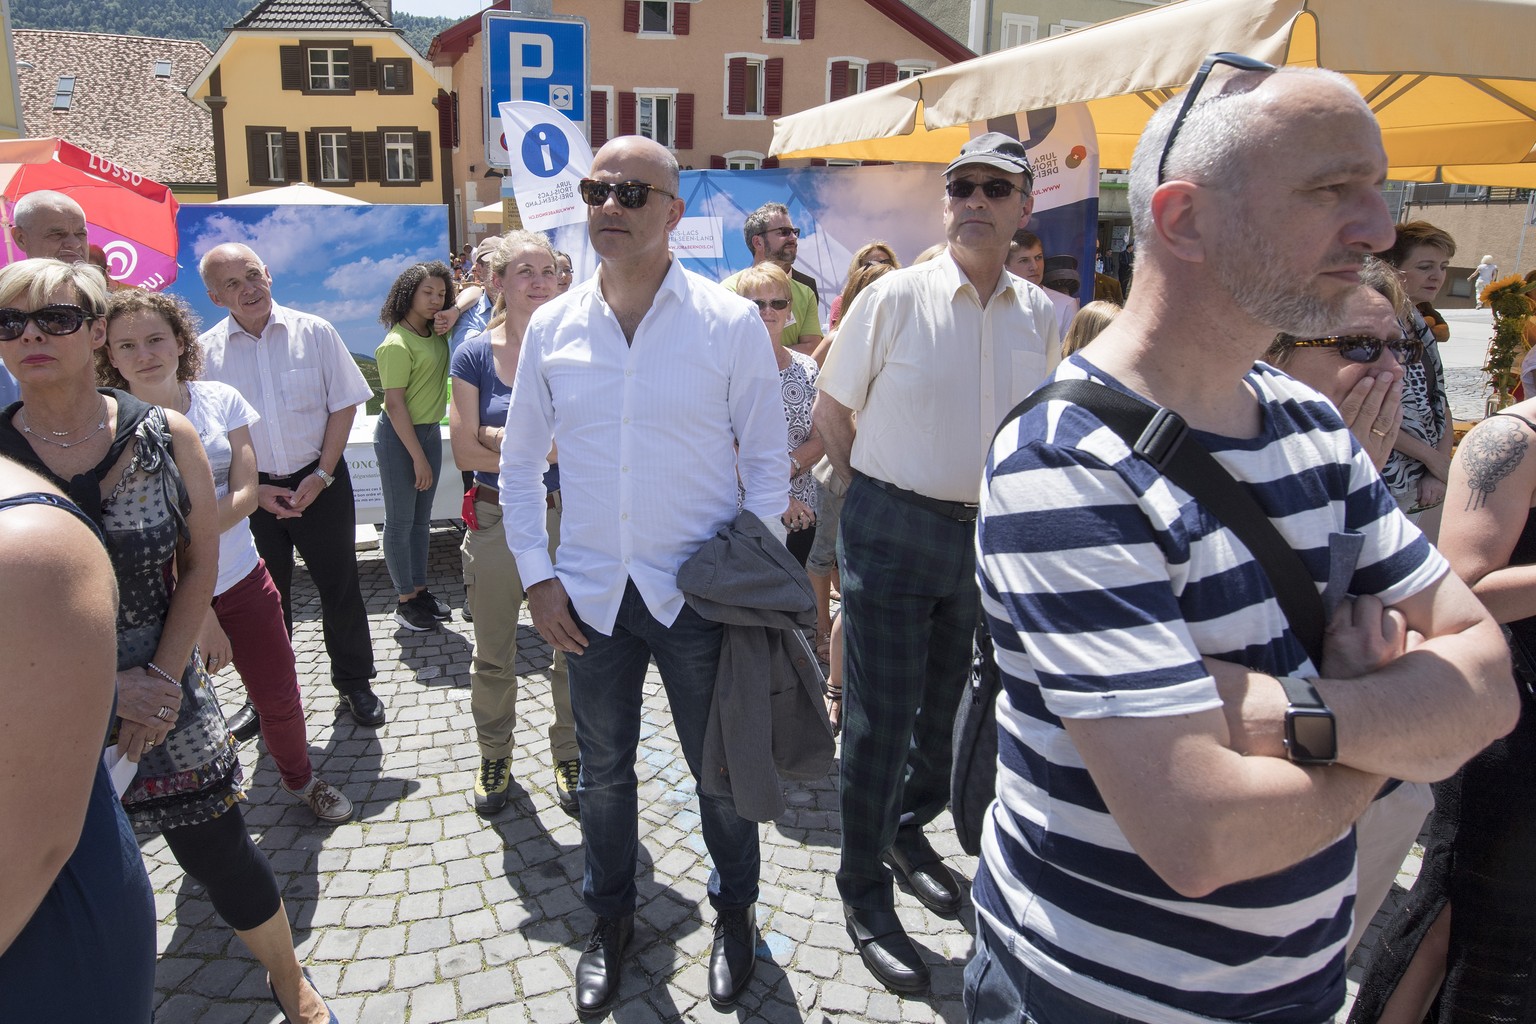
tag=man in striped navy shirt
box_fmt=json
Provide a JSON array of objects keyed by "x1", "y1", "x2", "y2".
[{"x1": 969, "y1": 63, "x2": 1518, "y2": 1024}]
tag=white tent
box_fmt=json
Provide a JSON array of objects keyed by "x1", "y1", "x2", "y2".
[{"x1": 213, "y1": 183, "x2": 369, "y2": 205}]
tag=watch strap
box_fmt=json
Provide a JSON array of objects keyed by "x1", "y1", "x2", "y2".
[{"x1": 1276, "y1": 675, "x2": 1326, "y2": 710}]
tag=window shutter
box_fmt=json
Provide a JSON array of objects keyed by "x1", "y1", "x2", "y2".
[
  {"x1": 623, "y1": 0, "x2": 640, "y2": 33},
  {"x1": 673, "y1": 1, "x2": 690, "y2": 34},
  {"x1": 282, "y1": 132, "x2": 301, "y2": 183},
  {"x1": 590, "y1": 90, "x2": 609, "y2": 147},
  {"x1": 710, "y1": 155, "x2": 726, "y2": 169},
  {"x1": 810, "y1": 158, "x2": 827, "y2": 167},
  {"x1": 764, "y1": 58, "x2": 784, "y2": 117},
  {"x1": 348, "y1": 132, "x2": 366, "y2": 184},
  {"x1": 869, "y1": 61, "x2": 897, "y2": 88},
  {"x1": 435, "y1": 91, "x2": 458, "y2": 148},
  {"x1": 245, "y1": 127, "x2": 265, "y2": 183},
  {"x1": 766, "y1": 0, "x2": 784, "y2": 39},
  {"x1": 830, "y1": 60, "x2": 850, "y2": 101},
  {"x1": 727, "y1": 58, "x2": 747, "y2": 116},
  {"x1": 304, "y1": 131, "x2": 319, "y2": 182},
  {"x1": 674, "y1": 93, "x2": 694, "y2": 149},
  {"x1": 365, "y1": 131, "x2": 383, "y2": 182},
  {"x1": 280, "y1": 46, "x2": 303, "y2": 90},
  {"x1": 415, "y1": 132, "x2": 433, "y2": 182},
  {"x1": 762, "y1": 156, "x2": 779, "y2": 168},
  {"x1": 618, "y1": 91, "x2": 636, "y2": 136},
  {"x1": 351, "y1": 47, "x2": 374, "y2": 90},
  {"x1": 799, "y1": 0, "x2": 816, "y2": 39}
]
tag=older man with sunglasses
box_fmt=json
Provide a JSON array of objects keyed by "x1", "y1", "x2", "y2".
[
  {"x1": 968, "y1": 58, "x2": 1515, "y2": 1024},
  {"x1": 812, "y1": 132, "x2": 1059, "y2": 996},
  {"x1": 499, "y1": 135, "x2": 789, "y2": 1015}
]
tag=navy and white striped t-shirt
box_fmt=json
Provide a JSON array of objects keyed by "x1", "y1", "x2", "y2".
[{"x1": 973, "y1": 356, "x2": 1445, "y2": 1024}]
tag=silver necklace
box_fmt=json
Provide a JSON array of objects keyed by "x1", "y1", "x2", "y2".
[{"x1": 21, "y1": 396, "x2": 109, "y2": 449}]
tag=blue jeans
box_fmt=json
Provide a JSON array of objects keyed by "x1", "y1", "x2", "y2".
[
  {"x1": 565, "y1": 579, "x2": 760, "y2": 919},
  {"x1": 965, "y1": 920, "x2": 1147, "y2": 1024},
  {"x1": 373, "y1": 417, "x2": 442, "y2": 597}
]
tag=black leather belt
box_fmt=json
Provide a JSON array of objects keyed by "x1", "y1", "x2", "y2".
[
  {"x1": 258, "y1": 459, "x2": 320, "y2": 485},
  {"x1": 862, "y1": 474, "x2": 979, "y2": 523}
]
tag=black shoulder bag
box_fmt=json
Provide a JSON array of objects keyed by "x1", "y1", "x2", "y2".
[{"x1": 952, "y1": 378, "x2": 1327, "y2": 856}]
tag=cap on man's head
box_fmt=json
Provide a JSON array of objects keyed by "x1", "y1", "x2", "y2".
[
  {"x1": 1042, "y1": 254, "x2": 1081, "y2": 291},
  {"x1": 473, "y1": 236, "x2": 501, "y2": 264},
  {"x1": 944, "y1": 132, "x2": 1033, "y2": 181}
]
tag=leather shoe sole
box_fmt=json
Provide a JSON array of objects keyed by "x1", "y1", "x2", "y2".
[
  {"x1": 884, "y1": 844, "x2": 962, "y2": 916},
  {"x1": 576, "y1": 915, "x2": 633, "y2": 1015},
  {"x1": 337, "y1": 690, "x2": 387, "y2": 728},
  {"x1": 845, "y1": 908, "x2": 930, "y2": 995},
  {"x1": 227, "y1": 701, "x2": 261, "y2": 743}
]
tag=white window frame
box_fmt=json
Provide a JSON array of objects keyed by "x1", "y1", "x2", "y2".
[
  {"x1": 635, "y1": 88, "x2": 678, "y2": 149},
  {"x1": 53, "y1": 76, "x2": 76, "y2": 111},
  {"x1": 379, "y1": 62, "x2": 404, "y2": 92},
  {"x1": 766, "y1": 0, "x2": 801, "y2": 42},
  {"x1": 591, "y1": 85, "x2": 615, "y2": 146},
  {"x1": 723, "y1": 53, "x2": 768, "y2": 119},
  {"x1": 827, "y1": 57, "x2": 868, "y2": 101},
  {"x1": 1448, "y1": 184, "x2": 1487, "y2": 199},
  {"x1": 724, "y1": 150, "x2": 764, "y2": 170},
  {"x1": 826, "y1": 159, "x2": 860, "y2": 167},
  {"x1": 896, "y1": 60, "x2": 935, "y2": 81},
  {"x1": 1049, "y1": 20, "x2": 1093, "y2": 37},
  {"x1": 638, "y1": 0, "x2": 676, "y2": 37},
  {"x1": 308, "y1": 47, "x2": 351, "y2": 91},
  {"x1": 999, "y1": 14, "x2": 1039, "y2": 49},
  {"x1": 317, "y1": 131, "x2": 350, "y2": 183},
  {"x1": 153, "y1": 59, "x2": 173, "y2": 79},
  {"x1": 383, "y1": 132, "x2": 416, "y2": 183},
  {"x1": 261, "y1": 130, "x2": 286, "y2": 182}
]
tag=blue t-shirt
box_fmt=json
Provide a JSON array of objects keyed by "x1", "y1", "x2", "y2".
[{"x1": 449, "y1": 333, "x2": 557, "y2": 492}]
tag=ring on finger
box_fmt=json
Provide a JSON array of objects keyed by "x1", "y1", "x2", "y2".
[
  {"x1": 1370, "y1": 427, "x2": 1388, "y2": 437},
  {"x1": 155, "y1": 705, "x2": 175, "y2": 721}
]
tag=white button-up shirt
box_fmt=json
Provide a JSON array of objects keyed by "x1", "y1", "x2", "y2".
[
  {"x1": 817, "y1": 251, "x2": 1060, "y2": 502},
  {"x1": 199, "y1": 303, "x2": 375, "y2": 475},
  {"x1": 499, "y1": 257, "x2": 790, "y2": 633}
]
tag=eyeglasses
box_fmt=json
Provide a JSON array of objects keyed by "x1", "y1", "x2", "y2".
[
  {"x1": 944, "y1": 178, "x2": 1027, "y2": 200},
  {"x1": 0, "y1": 304, "x2": 96, "y2": 341},
  {"x1": 578, "y1": 178, "x2": 677, "y2": 209},
  {"x1": 1288, "y1": 334, "x2": 1424, "y2": 366},
  {"x1": 1156, "y1": 52, "x2": 1279, "y2": 185},
  {"x1": 749, "y1": 298, "x2": 792, "y2": 312},
  {"x1": 862, "y1": 255, "x2": 893, "y2": 266},
  {"x1": 757, "y1": 226, "x2": 801, "y2": 239}
]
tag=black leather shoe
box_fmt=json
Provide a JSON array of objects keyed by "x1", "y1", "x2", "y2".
[
  {"x1": 337, "y1": 689, "x2": 387, "y2": 728},
  {"x1": 576, "y1": 914, "x2": 633, "y2": 1015},
  {"x1": 884, "y1": 831, "x2": 963, "y2": 916},
  {"x1": 845, "y1": 907, "x2": 930, "y2": 995},
  {"x1": 709, "y1": 905, "x2": 758, "y2": 1007},
  {"x1": 227, "y1": 701, "x2": 261, "y2": 743}
]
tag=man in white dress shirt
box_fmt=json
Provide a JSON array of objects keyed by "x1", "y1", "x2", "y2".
[
  {"x1": 198, "y1": 243, "x2": 385, "y2": 729},
  {"x1": 499, "y1": 136, "x2": 788, "y2": 1015}
]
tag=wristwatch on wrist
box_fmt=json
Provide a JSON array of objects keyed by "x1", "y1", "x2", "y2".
[
  {"x1": 313, "y1": 468, "x2": 335, "y2": 488},
  {"x1": 1277, "y1": 676, "x2": 1337, "y2": 765}
]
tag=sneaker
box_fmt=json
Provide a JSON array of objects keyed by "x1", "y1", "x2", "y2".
[
  {"x1": 554, "y1": 758, "x2": 581, "y2": 816},
  {"x1": 284, "y1": 777, "x2": 354, "y2": 824},
  {"x1": 475, "y1": 757, "x2": 512, "y2": 817},
  {"x1": 415, "y1": 590, "x2": 452, "y2": 620},
  {"x1": 393, "y1": 597, "x2": 437, "y2": 632}
]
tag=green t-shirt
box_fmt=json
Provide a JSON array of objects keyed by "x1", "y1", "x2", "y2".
[
  {"x1": 721, "y1": 269, "x2": 823, "y2": 347},
  {"x1": 375, "y1": 323, "x2": 450, "y2": 424}
]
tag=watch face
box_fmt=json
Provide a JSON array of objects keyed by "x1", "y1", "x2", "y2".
[{"x1": 1287, "y1": 708, "x2": 1338, "y2": 764}]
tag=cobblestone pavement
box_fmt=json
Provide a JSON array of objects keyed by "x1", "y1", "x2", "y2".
[{"x1": 143, "y1": 527, "x2": 1420, "y2": 1023}]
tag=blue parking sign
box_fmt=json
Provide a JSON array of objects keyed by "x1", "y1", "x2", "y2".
[{"x1": 484, "y1": 13, "x2": 589, "y2": 167}]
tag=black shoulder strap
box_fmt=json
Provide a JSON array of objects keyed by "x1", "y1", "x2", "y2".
[{"x1": 996, "y1": 378, "x2": 1326, "y2": 667}]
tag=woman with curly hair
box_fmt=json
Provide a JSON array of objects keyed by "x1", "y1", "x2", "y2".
[{"x1": 374, "y1": 260, "x2": 456, "y2": 632}]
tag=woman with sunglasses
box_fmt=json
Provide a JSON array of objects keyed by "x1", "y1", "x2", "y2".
[
  {"x1": 0, "y1": 259, "x2": 337, "y2": 1023},
  {"x1": 374, "y1": 261, "x2": 457, "y2": 633},
  {"x1": 449, "y1": 231, "x2": 579, "y2": 819}
]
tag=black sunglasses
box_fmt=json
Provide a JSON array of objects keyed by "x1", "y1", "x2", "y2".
[
  {"x1": 757, "y1": 226, "x2": 801, "y2": 239},
  {"x1": 944, "y1": 178, "x2": 1027, "y2": 200},
  {"x1": 578, "y1": 178, "x2": 677, "y2": 209},
  {"x1": 1289, "y1": 334, "x2": 1424, "y2": 366},
  {"x1": 1156, "y1": 52, "x2": 1279, "y2": 185},
  {"x1": 0, "y1": 303, "x2": 96, "y2": 341},
  {"x1": 750, "y1": 298, "x2": 791, "y2": 311}
]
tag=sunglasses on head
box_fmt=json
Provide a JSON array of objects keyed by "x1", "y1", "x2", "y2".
[
  {"x1": 1157, "y1": 52, "x2": 1279, "y2": 185},
  {"x1": 0, "y1": 303, "x2": 96, "y2": 341},
  {"x1": 750, "y1": 298, "x2": 791, "y2": 311},
  {"x1": 1289, "y1": 334, "x2": 1424, "y2": 366},
  {"x1": 578, "y1": 178, "x2": 676, "y2": 209},
  {"x1": 944, "y1": 178, "x2": 1026, "y2": 200}
]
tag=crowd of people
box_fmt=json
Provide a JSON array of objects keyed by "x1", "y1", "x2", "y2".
[{"x1": 1, "y1": 49, "x2": 1533, "y2": 1024}]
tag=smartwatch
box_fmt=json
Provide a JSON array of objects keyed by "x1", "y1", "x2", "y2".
[
  {"x1": 1277, "y1": 676, "x2": 1337, "y2": 765},
  {"x1": 313, "y1": 467, "x2": 335, "y2": 488}
]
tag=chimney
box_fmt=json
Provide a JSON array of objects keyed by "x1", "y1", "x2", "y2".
[{"x1": 367, "y1": 0, "x2": 392, "y2": 24}]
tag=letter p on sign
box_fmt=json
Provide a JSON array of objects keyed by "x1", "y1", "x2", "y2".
[{"x1": 508, "y1": 32, "x2": 553, "y2": 101}]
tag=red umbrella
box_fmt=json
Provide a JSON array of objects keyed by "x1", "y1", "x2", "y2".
[{"x1": 0, "y1": 137, "x2": 180, "y2": 290}]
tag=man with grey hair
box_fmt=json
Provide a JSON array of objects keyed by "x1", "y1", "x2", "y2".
[
  {"x1": 722, "y1": 202, "x2": 821, "y2": 356},
  {"x1": 10, "y1": 190, "x2": 89, "y2": 264},
  {"x1": 968, "y1": 59, "x2": 1516, "y2": 1023}
]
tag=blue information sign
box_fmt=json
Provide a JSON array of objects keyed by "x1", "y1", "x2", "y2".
[{"x1": 484, "y1": 13, "x2": 590, "y2": 167}]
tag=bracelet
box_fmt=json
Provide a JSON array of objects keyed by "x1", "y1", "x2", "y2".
[{"x1": 145, "y1": 661, "x2": 179, "y2": 686}]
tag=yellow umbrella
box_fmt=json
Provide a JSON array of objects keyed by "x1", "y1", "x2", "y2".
[{"x1": 771, "y1": 0, "x2": 1536, "y2": 181}]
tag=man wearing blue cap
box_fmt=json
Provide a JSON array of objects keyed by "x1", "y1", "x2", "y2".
[{"x1": 813, "y1": 131, "x2": 1060, "y2": 995}]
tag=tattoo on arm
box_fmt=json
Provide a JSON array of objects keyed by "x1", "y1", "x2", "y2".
[{"x1": 1462, "y1": 417, "x2": 1529, "y2": 510}]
